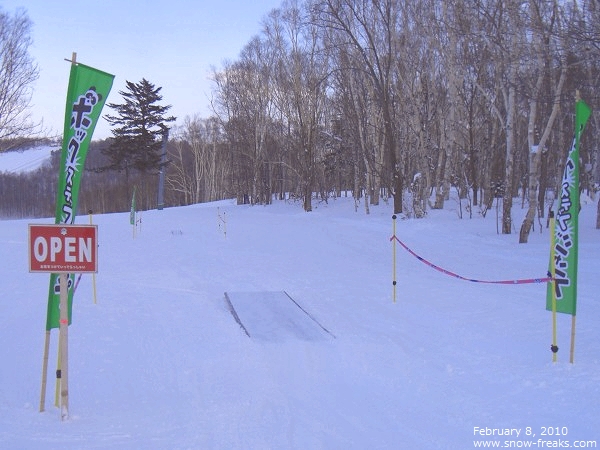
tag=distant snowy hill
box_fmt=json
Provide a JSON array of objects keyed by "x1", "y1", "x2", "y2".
[{"x1": 0, "y1": 145, "x2": 58, "y2": 173}]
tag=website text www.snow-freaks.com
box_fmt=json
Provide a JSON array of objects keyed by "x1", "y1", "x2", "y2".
[
  {"x1": 473, "y1": 427, "x2": 597, "y2": 448},
  {"x1": 473, "y1": 440, "x2": 597, "y2": 448}
]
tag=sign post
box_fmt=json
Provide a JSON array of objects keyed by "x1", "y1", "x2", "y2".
[
  {"x1": 29, "y1": 224, "x2": 98, "y2": 419},
  {"x1": 58, "y1": 273, "x2": 69, "y2": 419}
]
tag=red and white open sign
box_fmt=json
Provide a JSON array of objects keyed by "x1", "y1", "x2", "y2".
[{"x1": 28, "y1": 224, "x2": 98, "y2": 273}]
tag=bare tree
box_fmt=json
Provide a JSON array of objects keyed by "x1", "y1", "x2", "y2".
[
  {"x1": 0, "y1": 7, "x2": 39, "y2": 144},
  {"x1": 315, "y1": 0, "x2": 405, "y2": 213},
  {"x1": 169, "y1": 122, "x2": 198, "y2": 205},
  {"x1": 205, "y1": 0, "x2": 600, "y2": 224},
  {"x1": 212, "y1": 33, "x2": 278, "y2": 205},
  {"x1": 269, "y1": 1, "x2": 331, "y2": 212},
  {"x1": 466, "y1": 0, "x2": 528, "y2": 234},
  {"x1": 168, "y1": 116, "x2": 225, "y2": 205},
  {"x1": 573, "y1": 0, "x2": 600, "y2": 230},
  {"x1": 519, "y1": 0, "x2": 567, "y2": 243}
]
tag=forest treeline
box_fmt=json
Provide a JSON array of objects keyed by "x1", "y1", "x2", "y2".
[
  {"x1": 0, "y1": 138, "x2": 183, "y2": 218},
  {"x1": 1, "y1": 0, "x2": 599, "y2": 239}
]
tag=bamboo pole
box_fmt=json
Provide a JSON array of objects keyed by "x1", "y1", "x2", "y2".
[
  {"x1": 392, "y1": 215, "x2": 397, "y2": 303},
  {"x1": 549, "y1": 212, "x2": 558, "y2": 363},
  {"x1": 58, "y1": 51, "x2": 75, "y2": 420},
  {"x1": 58, "y1": 273, "x2": 69, "y2": 420},
  {"x1": 54, "y1": 345, "x2": 61, "y2": 407},
  {"x1": 89, "y1": 210, "x2": 97, "y2": 304},
  {"x1": 39, "y1": 330, "x2": 50, "y2": 412},
  {"x1": 570, "y1": 90, "x2": 582, "y2": 364},
  {"x1": 570, "y1": 315, "x2": 577, "y2": 364}
]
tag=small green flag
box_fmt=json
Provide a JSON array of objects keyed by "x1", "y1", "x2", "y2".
[
  {"x1": 546, "y1": 99, "x2": 591, "y2": 316},
  {"x1": 45, "y1": 62, "x2": 114, "y2": 330},
  {"x1": 130, "y1": 186, "x2": 137, "y2": 225}
]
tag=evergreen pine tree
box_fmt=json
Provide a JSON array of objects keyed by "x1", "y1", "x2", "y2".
[{"x1": 103, "y1": 78, "x2": 175, "y2": 174}]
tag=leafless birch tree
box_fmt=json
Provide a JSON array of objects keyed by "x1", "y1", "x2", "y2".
[{"x1": 0, "y1": 8, "x2": 39, "y2": 144}]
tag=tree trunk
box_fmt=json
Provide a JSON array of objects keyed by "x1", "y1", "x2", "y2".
[
  {"x1": 432, "y1": 144, "x2": 447, "y2": 209},
  {"x1": 502, "y1": 82, "x2": 516, "y2": 234},
  {"x1": 519, "y1": 5, "x2": 566, "y2": 243},
  {"x1": 393, "y1": 175, "x2": 403, "y2": 215},
  {"x1": 519, "y1": 73, "x2": 566, "y2": 241},
  {"x1": 303, "y1": 181, "x2": 312, "y2": 212}
]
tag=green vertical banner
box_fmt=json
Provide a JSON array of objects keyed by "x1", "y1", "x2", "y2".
[
  {"x1": 45, "y1": 62, "x2": 114, "y2": 330},
  {"x1": 546, "y1": 99, "x2": 591, "y2": 315}
]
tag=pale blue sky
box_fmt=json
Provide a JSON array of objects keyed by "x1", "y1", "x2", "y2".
[{"x1": 2, "y1": 0, "x2": 283, "y2": 139}]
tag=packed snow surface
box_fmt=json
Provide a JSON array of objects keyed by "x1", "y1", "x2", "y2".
[{"x1": 1, "y1": 194, "x2": 599, "y2": 449}]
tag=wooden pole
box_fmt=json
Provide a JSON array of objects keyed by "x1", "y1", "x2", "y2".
[
  {"x1": 58, "y1": 51, "x2": 76, "y2": 420},
  {"x1": 58, "y1": 273, "x2": 69, "y2": 420},
  {"x1": 54, "y1": 345, "x2": 60, "y2": 407},
  {"x1": 549, "y1": 213, "x2": 558, "y2": 363},
  {"x1": 39, "y1": 330, "x2": 50, "y2": 412},
  {"x1": 570, "y1": 91, "x2": 581, "y2": 364},
  {"x1": 41, "y1": 52, "x2": 75, "y2": 414},
  {"x1": 89, "y1": 210, "x2": 97, "y2": 304},
  {"x1": 570, "y1": 315, "x2": 577, "y2": 364},
  {"x1": 392, "y1": 215, "x2": 397, "y2": 303},
  {"x1": 132, "y1": 211, "x2": 136, "y2": 239}
]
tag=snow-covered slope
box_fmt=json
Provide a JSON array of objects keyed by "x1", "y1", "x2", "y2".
[
  {"x1": 1, "y1": 195, "x2": 598, "y2": 449},
  {"x1": 0, "y1": 146, "x2": 57, "y2": 173}
]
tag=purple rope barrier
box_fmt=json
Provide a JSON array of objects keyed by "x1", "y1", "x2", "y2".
[{"x1": 390, "y1": 235, "x2": 552, "y2": 285}]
